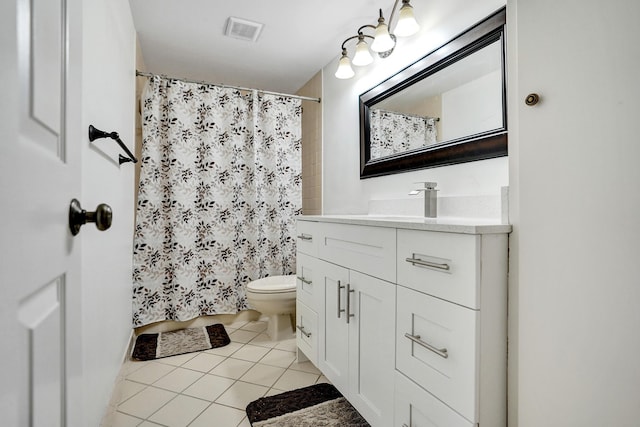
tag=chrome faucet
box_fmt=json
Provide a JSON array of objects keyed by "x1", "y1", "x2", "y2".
[{"x1": 409, "y1": 182, "x2": 438, "y2": 218}]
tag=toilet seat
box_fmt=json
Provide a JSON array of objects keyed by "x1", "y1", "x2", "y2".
[{"x1": 246, "y1": 275, "x2": 296, "y2": 294}]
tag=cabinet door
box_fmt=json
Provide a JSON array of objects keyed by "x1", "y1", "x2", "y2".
[
  {"x1": 317, "y1": 260, "x2": 350, "y2": 394},
  {"x1": 348, "y1": 270, "x2": 396, "y2": 427}
]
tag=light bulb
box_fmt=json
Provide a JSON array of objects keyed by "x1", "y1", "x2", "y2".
[
  {"x1": 371, "y1": 21, "x2": 395, "y2": 52},
  {"x1": 352, "y1": 38, "x2": 374, "y2": 66},
  {"x1": 394, "y1": 1, "x2": 420, "y2": 37},
  {"x1": 335, "y1": 52, "x2": 355, "y2": 79}
]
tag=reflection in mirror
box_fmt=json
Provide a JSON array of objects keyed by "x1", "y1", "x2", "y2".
[
  {"x1": 369, "y1": 39, "x2": 502, "y2": 160},
  {"x1": 360, "y1": 8, "x2": 507, "y2": 178}
]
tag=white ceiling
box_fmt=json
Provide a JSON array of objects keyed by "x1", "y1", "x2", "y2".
[{"x1": 129, "y1": 0, "x2": 395, "y2": 94}]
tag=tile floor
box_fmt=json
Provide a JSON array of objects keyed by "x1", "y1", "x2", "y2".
[{"x1": 107, "y1": 319, "x2": 327, "y2": 427}]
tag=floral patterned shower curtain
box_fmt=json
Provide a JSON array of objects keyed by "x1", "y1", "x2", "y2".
[
  {"x1": 369, "y1": 109, "x2": 437, "y2": 159},
  {"x1": 132, "y1": 76, "x2": 302, "y2": 327}
]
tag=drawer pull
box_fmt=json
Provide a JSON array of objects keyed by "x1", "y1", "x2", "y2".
[
  {"x1": 297, "y1": 276, "x2": 312, "y2": 285},
  {"x1": 404, "y1": 333, "x2": 449, "y2": 359},
  {"x1": 337, "y1": 281, "x2": 346, "y2": 318},
  {"x1": 296, "y1": 325, "x2": 312, "y2": 338},
  {"x1": 346, "y1": 283, "x2": 355, "y2": 324},
  {"x1": 297, "y1": 234, "x2": 312, "y2": 241},
  {"x1": 405, "y1": 256, "x2": 450, "y2": 271}
]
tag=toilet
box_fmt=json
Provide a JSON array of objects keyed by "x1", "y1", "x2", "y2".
[{"x1": 245, "y1": 275, "x2": 297, "y2": 341}]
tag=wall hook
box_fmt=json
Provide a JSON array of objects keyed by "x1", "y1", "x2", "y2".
[{"x1": 88, "y1": 125, "x2": 138, "y2": 165}]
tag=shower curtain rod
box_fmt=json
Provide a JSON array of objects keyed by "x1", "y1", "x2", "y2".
[{"x1": 136, "y1": 71, "x2": 321, "y2": 103}]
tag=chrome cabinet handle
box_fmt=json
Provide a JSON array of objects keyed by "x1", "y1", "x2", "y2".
[
  {"x1": 337, "y1": 281, "x2": 345, "y2": 318},
  {"x1": 297, "y1": 234, "x2": 312, "y2": 241},
  {"x1": 296, "y1": 325, "x2": 312, "y2": 338},
  {"x1": 405, "y1": 256, "x2": 450, "y2": 271},
  {"x1": 346, "y1": 283, "x2": 355, "y2": 324},
  {"x1": 404, "y1": 333, "x2": 448, "y2": 359},
  {"x1": 296, "y1": 276, "x2": 312, "y2": 285}
]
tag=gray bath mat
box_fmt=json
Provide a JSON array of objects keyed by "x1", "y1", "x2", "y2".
[
  {"x1": 131, "y1": 324, "x2": 230, "y2": 361},
  {"x1": 245, "y1": 383, "x2": 370, "y2": 426}
]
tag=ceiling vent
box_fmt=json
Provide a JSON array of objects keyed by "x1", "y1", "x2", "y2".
[{"x1": 225, "y1": 17, "x2": 264, "y2": 43}]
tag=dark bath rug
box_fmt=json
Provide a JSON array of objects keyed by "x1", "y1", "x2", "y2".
[
  {"x1": 131, "y1": 324, "x2": 230, "y2": 361},
  {"x1": 246, "y1": 383, "x2": 370, "y2": 427}
]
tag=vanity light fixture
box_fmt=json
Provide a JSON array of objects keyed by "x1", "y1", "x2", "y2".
[{"x1": 334, "y1": 0, "x2": 420, "y2": 79}]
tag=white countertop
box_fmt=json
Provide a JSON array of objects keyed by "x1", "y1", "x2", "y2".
[{"x1": 297, "y1": 215, "x2": 512, "y2": 235}]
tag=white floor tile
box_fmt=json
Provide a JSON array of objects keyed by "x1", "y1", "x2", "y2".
[
  {"x1": 152, "y1": 367, "x2": 203, "y2": 392},
  {"x1": 137, "y1": 422, "x2": 164, "y2": 427},
  {"x1": 272, "y1": 369, "x2": 319, "y2": 391},
  {"x1": 154, "y1": 352, "x2": 198, "y2": 367},
  {"x1": 117, "y1": 387, "x2": 176, "y2": 419},
  {"x1": 239, "y1": 363, "x2": 286, "y2": 387},
  {"x1": 182, "y1": 374, "x2": 236, "y2": 402},
  {"x1": 230, "y1": 344, "x2": 270, "y2": 362},
  {"x1": 121, "y1": 360, "x2": 150, "y2": 376},
  {"x1": 316, "y1": 375, "x2": 331, "y2": 384},
  {"x1": 264, "y1": 387, "x2": 286, "y2": 397},
  {"x1": 125, "y1": 362, "x2": 175, "y2": 385},
  {"x1": 237, "y1": 416, "x2": 252, "y2": 427},
  {"x1": 273, "y1": 338, "x2": 297, "y2": 352},
  {"x1": 110, "y1": 411, "x2": 143, "y2": 427},
  {"x1": 117, "y1": 380, "x2": 147, "y2": 404},
  {"x1": 229, "y1": 329, "x2": 260, "y2": 343},
  {"x1": 205, "y1": 341, "x2": 243, "y2": 357},
  {"x1": 148, "y1": 394, "x2": 209, "y2": 427},
  {"x1": 239, "y1": 321, "x2": 267, "y2": 333},
  {"x1": 248, "y1": 333, "x2": 279, "y2": 348},
  {"x1": 260, "y1": 348, "x2": 296, "y2": 368},
  {"x1": 225, "y1": 320, "x2": 249, "y2": 329},
  {"x1": 288, "y1": 360, "x2": 322, "y2": 375},
  {"x1": 188, "y1": 403, "x2": 246, "y2": 427},
  {"x1": 209, "y1": 357, "x2": 254, "y2": 380},
  {"x1": 215, "y1": 381, "x2": 268, "y2": 410},
  {"x1": 181, "y1": 352, "x2": 226, "y2": 372}
]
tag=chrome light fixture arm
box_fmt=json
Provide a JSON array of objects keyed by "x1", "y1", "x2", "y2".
[{"x1": 334, "y1": 0, "x2": 419, "y2": 79}]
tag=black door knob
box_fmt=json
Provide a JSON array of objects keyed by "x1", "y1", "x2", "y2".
[{"x1": 68, "y1": 199, "x2": 113, "y2": 236}]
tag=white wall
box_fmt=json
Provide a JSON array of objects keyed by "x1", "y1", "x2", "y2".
[
  {"x1": 509, "y1": 0, "x2": 640, "y2": 426},
  {"x1": 81, "y1": 0, "x2": 137, "y2": 424},
  {"x1": 322, "y1": 0, "x2": 507, "y2": 214}
]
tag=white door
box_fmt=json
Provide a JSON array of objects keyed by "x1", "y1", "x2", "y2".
[
  {"x1": 347, "y1": 271, "x2": 395, "y2": 427},
  {"x1": 0, "y1": 0, "x2": 83, "y2": 426},
  {"x1": 513, "y1": 0, "x2": 640, "y2": 425}
]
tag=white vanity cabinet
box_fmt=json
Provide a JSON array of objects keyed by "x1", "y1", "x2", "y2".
[
  {"x1": 295, "y1": 216, "x2": 510, "y2": 427},
  {"x1": 395, "y1": 229, "x2": 508, "y2": 427},
  {"x1": 295, "y1": 223, "x2": 320, "y2": 366},
  {"x1": 297, "y1": 220, "x2": 396, "y2": 427}
]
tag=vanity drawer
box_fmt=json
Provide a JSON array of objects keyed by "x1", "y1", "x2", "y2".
[
  {"x1": 395, "y1": 371, "x2": 473, "y2": 427},
  {"x1": 397, "y1": 229, "x2": 479, "y2": 309},
  {"x1": 396, "y1": 285, "x2": 478, "y2": 423},
  {"x1": 318, "y1": 222, "x2": 396, "y2": 283},
  {"x1": 296, "y1": 220, "x2": 318, "y2": 257},
  {"x1": 296, "y1": 300, "x2": 318, "y2": 365},
  {"x1": 296, "y1": 253, "x2": 320, "y2": 310}
]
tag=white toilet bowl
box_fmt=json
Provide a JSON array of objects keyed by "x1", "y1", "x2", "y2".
[{"x1": 246, "y1": 275, "x2": 296, "y2": 341}]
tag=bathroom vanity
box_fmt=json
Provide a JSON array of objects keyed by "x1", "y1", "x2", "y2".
[{"x1": 295, "y1": 215, "x2": 511, "y2": 427}]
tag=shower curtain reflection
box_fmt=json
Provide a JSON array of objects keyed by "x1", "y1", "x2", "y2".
[{"x1": 132, "y1": 76, "x2": 302, "y2": 328}]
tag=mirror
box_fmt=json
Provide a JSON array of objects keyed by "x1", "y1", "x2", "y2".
[{"x1": 360, "y1": 8, "x2": 506, "y2": 178}]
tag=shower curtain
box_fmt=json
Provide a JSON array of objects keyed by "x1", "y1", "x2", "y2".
[
  {"x1": 132, "y1": 76, "x2": 302, "y2": 327},
  {"x1": 369, "y1": 109, "x2": 437, "y2": 159}
]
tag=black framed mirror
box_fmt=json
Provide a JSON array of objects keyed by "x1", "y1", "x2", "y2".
[{"x1": 360, "y1": 8, "x2": 506, "y2": 179}]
